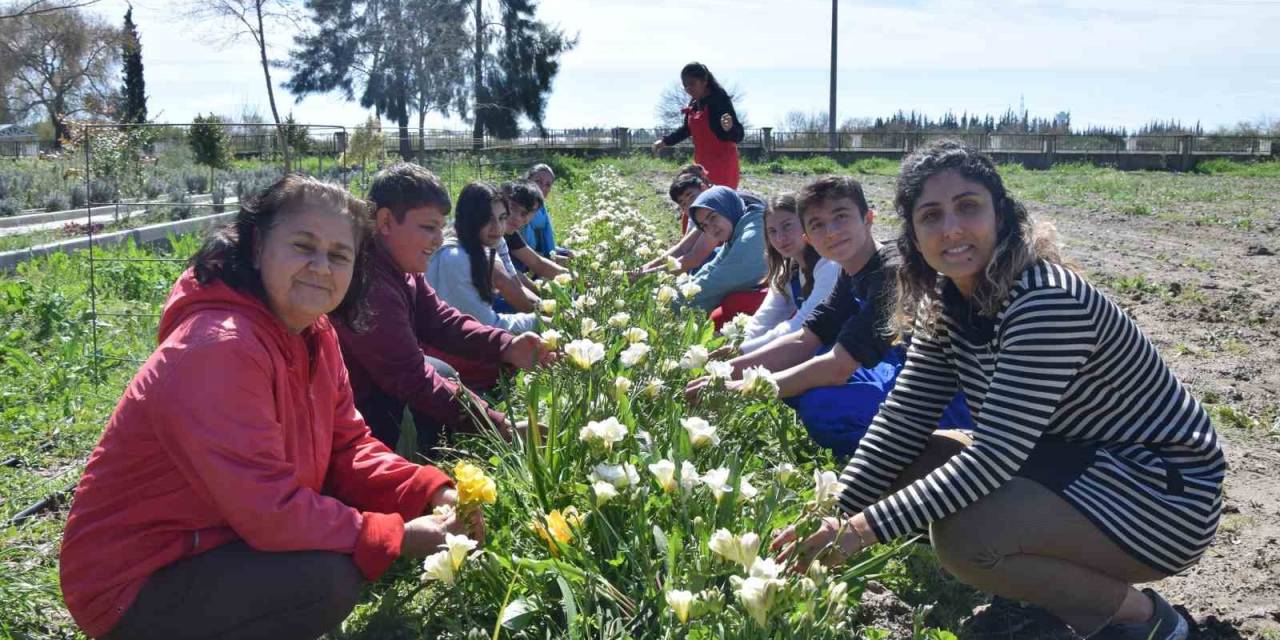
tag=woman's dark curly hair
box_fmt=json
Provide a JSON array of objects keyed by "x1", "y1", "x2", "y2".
[
  {"x1": 188, "y1": 173, "x2": 374, "y2": 331},
  {"x1": 454, "y1": 182, "x2": 505, "y2": 303},
  {"x1": 892, "y1": 140, "x2": 1061, "y2": 335}
]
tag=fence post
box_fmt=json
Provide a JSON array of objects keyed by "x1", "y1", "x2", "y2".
[
  {"x1": 1180, "y1": 134, "x2": 1193, "y2": 171},
  {"x1": 762, "y1": 127, "x2": 773, "y2": 155},
  {"x1": 617, "y1": 127, "x2": 631, "y2": 152}
]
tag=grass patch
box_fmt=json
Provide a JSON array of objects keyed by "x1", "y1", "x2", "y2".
[{"x1": 1195, "y1": 158, "x2": 1280, "y2": 178}]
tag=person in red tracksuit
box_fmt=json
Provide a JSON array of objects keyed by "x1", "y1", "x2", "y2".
[
  {"x1": 60, "y1": 175, "x2": 482, "y2": 640},
  {"x1": 653, "y1": 62, "x2": 745, "y2": 189}
]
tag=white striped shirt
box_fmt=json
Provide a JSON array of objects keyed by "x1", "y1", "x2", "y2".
[{"x1": 836, "y1": 261, "x2": 1224, "y2": 574}]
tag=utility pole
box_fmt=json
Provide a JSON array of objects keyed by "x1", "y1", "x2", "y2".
[{"x1": 829, "y1": 0, "x2": 838, "y2": 151}]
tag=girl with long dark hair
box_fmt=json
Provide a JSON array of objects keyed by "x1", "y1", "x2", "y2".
[
  {"x1": 652, "y1": 62, "x2": 745, "y2": 189},
  {"x1": 427, "y1": 182, "x2": 538, "y2": 333}
]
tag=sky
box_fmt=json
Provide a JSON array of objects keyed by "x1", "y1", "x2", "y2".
[{"x1": 85, "y1": 0, "x2": 1280, "y2": 133}]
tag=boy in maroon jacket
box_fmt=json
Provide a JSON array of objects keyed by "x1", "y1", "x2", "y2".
[{"x1": 333, "y1": 163, "x2": 551, "y2": 453}]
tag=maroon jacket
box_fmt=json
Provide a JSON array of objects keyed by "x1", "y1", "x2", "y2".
[{"x1": 334, "y1": 243, "x2": 512, "y2": 429}]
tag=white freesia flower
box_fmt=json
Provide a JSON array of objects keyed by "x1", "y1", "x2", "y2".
[
  {"x1": 666, "y1": 256, "x2": 682, "y2": 273},
  {"x1": 774, "y1": 463, "x2": 796, "y2": 482},
  {"x1": 739, "y1": 366, "x2": 778, "y2": 396},
  {"x1": 421, "y1": 550, "x2": 456, "y2": 585},
  {"x1": 579, "y1": 417, "x2": 628, "y2": 450},
  {"x1": 720, "y1": 321, "x2": 742, "y2": 341},
  {"x1": 738, "y1": 474, "x2": 759, "y2": 502},
  {"x1": 705, "y1": 360, "x2": 734, "y2": 380},
  {"x1": 623, "y1": 327, "x2": 648, "y2": 344},
  {"x1": 553, "y1": 273, "x2": 573, "y2": 287},
  {"x1": 679, "y1": 282, "x2": 702, "y2": 299},
  {"x1": 679, "y1": 345, "x2": 709, "y2": 370},
  {"x1": 442, "y1": 533, "x2": 478, "y2": 570},
  {"x1": 565, "y1": 339, "x2": 605, "y2": 369},
  {"x1": 679, "y1": 461, "x2": 701, "y2": 492},
  {"x1": 681, "y1": 417, "x2": 719, "y2": 448},
  {"x1": 661, "y1": 358, "x2": 680, "y2": 373},
  {"x1": 540, "y1": 329, "x2": 562, "y2": 351},
  {"x1": 619, "y1": 343, "x2": 650, "y2": 367},
  {"x1": 539, "y1": 299, "x2": 557, "y2": 314},
  {"x1": 747, "y1": 556, "x2": 784, "y2": 580},
  {"x1": 592, "y1": 480, "x2": 618, "y2": 506},
  {"x1": 573, "y1": 294, "x2": 597, "y2": 310},
  {"x1": 701, "y1": 468, "x2": 756, "y2": 503},
  {"x1": 614, "y1": 375, "x2": 632, "y2": 398},
  {"x1": 580, "y1": 317, "x2": 600, "y2": 336},
  {"x1": 591, "y1": 462, "x2": 640, "y2": 489},
  {"x1": 666, "y1": 589, "x2": 696, "y2": 625},
  {"x1": 656, "y1": 285, "x2": 678, "y2": 305},
  {"x1": 608, "y1": 312, "x2": 631, "y2": 328},
  {"x1": 648, "y1": 459, "x2": 677, "y2": 493},
  {"x1": 708, "y1": 529, "x2": 761, "y2": 570},
  {"x1": 642, "y1": 378, "x2": 665, "y2": 398},
  {"x1": 731, "y1": 575, "x2": 782, "y2": 627},
  {"x1": 812, "y1": 469, "x2": 841, "y2": 510}
]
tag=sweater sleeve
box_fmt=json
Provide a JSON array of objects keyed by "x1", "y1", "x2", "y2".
[
  {"x1": 427, "y1": 248, "x2": 503, "y2": 328},
  {"x1": 843, "y1": 288, "x2": 1097, "y2": 542},
  {"x1": 662, "y1": 115, "x2": 691, "y2": 146},
  {"x1": 147, "y1": 335, "x2": 401, "y2": 579},
  {"x1": 740, "y1": 283, "x2": 794, "y2": 346},
  {"x1": 337, "y1": 275, "x2": 498, "y2": 429},
  {"x1": 685, "y1": 207, "x2": 767, "y2": 311},
  {"x1": 323, "y1": 350, "x2": 454, "y2": 521},
  {"x1": 740, "y1": 259, "x2": 841, "y2": 354},
  {"x1": 706, "y1": 92, "x2": 745, "y2": 144}
]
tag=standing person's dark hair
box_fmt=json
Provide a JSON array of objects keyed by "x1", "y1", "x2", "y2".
[
  {"x1": 454, "y1": 182, "x2": 504, "y2": 303},
  {"x1": 680, "y1": 62, "x2": 726, "y2": 98},
  {"x1": 190, "y1": 174, "x2": 374, "y2": 331},
  {"x1": 764, "y1": 192, "x2": 821, "y2": 299},
  {"x1": 892, "y1": 140, "x2": 1061, "y2": 334},
  {"x1": 367, "y1": 162, "x2": 452, "y2": 220}
]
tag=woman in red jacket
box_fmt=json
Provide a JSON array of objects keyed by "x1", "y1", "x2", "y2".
[
  {"x1": 653, "y1": 62, "x2": 745, "y2": 189},
  {"x1": 60, "y1": 175, "x2": 481, "y2": 640}
]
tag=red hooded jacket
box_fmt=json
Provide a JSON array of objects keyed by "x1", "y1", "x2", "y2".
[{"x1": 59, "y1": 271, "x2": 452, "y2": 638}]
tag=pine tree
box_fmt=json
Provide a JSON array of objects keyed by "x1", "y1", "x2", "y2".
[{"x1": 120, "y1": 4, "x2": 146, "y2": 124}]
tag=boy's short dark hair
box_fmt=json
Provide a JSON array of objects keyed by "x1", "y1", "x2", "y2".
[
  {"x1": 367, "y1": 162, "x2": 451, "y2": 222},
  {"x1": 668, "y1": 173, "x2": 708, "y2": 203},
  {"x1": 502, "y1": 180, "x2": 545, "y2": 212},
  {"x1": 797, "y1": 176, "x2": 870, "y2": 222}
]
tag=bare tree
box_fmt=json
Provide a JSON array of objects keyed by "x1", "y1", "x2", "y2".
[
  {"x1": 0, "y1": 0, "x2": 99, "y2": 20},
  {"x1": 182, "y1": 0, "x2": 295, "y2": 169},
  {"x1": 0, "y1": 7, "x2": 118, "y2": 144}
]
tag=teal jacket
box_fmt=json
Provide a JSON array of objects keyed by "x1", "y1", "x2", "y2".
[{"x1": 684, "y1": 188, "x2": 766, "y2": 311}]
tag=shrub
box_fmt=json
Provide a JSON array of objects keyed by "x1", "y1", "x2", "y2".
[
  {"x1": 183, "y1": 172, "x2": 209, "y2": 194},
  {"x1": 89, "y1": 179, "x2": 115, "y2": 205},
  {"x1": 70, "y1": 184, "x2": 87, "y2": 209},
  {"x1": 42, "y1": 191, "x2": 70, "y2": 213},
  {"x1": 0, "y1": 198, "x2": 21, "y2": 217},
  {"x1": 166, "y1": 189, "x2": 192, "y2": 221}
]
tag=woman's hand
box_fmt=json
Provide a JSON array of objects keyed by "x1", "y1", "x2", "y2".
[
  {"x1": 401, "y1": 512, "x2": 463, "y2": 557},
  {"x1": 708, "y1": 344, "x2": 737, "y2": 360},
  {"x1": 771, "y1": 515, "x2": 872, "y2": 572},
  {"x1": 720, "y1": 113, "x2": 734, "y2": 132}
]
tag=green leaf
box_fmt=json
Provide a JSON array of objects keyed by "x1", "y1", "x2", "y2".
[{"x1": 499, "y1": 597, "x2": 536, "y2": 631}]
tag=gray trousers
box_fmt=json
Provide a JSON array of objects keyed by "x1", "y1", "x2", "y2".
[{"x1": 102, "y1": 541, "x2": 364, "y2": 640}]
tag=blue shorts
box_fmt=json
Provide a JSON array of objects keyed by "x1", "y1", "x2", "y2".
[{"x1": 782, "y1": 345, "x2": 973, "y2": 457}]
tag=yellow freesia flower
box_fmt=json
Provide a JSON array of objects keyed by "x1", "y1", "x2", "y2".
[{"x1": 455, "y1": 461, "x2": 497, "y2": 507}]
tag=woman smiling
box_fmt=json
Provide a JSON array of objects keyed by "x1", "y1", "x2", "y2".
[
  {"x1": 60, "y1": 175, "x2": 479, "y2": 640},
  {"x1": 775, "y1": 142, "x2": 1223, "y2": 640}
]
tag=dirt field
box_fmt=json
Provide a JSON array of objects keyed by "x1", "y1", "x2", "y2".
[{"x1": 644, "y1": 165, "x2": 1280, "y2": 639}]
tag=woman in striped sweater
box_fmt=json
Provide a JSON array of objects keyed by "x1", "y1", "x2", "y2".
[{"x1": 773, "y1": 141, "x2": 1223, "y2": 640}]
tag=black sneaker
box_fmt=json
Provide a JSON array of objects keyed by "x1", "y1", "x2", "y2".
[{"x1": 1091, "y1": 589, "x2": 1188, "y2": 640}]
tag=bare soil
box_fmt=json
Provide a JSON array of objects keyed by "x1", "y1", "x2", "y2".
[{"x1": 640, "y1": 167, "x2": 1280, "y2": 639}]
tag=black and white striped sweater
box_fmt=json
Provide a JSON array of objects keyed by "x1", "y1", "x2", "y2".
[{"x1": 836, "y1": 261, "x2": 1225, "y2": 574}]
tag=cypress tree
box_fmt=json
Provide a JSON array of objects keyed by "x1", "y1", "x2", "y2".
[{"x1": 120, "y1": 4, "x2": 147, "y2": 124}]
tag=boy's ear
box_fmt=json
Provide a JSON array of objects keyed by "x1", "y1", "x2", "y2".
[{"x1": 374, "y1": 206, "x2": 394, "y2": 235}]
